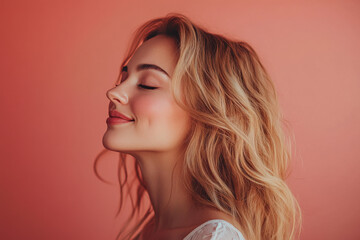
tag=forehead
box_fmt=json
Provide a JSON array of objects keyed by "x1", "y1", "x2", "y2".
[{"x1": 127, "y1": 35, "x2": 179, "y2": 76}]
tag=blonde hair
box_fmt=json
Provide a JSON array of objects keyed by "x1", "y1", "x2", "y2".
[{"x1": 95, "y1": 12, "x2": 302, "y2": 240}]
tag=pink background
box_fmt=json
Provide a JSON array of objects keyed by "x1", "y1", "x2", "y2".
[{"x1": 1, "y1": 0, "x2": 359, "y2": 239}]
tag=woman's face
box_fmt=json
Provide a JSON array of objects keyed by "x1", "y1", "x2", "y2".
[{"x1": 102, "y1": 35, "x2": 191, "y2": 155}]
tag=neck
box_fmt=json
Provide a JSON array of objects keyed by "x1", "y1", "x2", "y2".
[{"x1": 131, "y1": 150, "x2": 198, "y2": 231}]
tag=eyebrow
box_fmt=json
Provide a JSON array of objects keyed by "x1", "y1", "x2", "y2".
[{"x1": 122, "y1": 63, "x2": 170, "y2": 78}]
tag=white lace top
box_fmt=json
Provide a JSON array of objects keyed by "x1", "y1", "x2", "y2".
[{"x1": 182, "y1": 219, "x2": 246, "y2": 240}]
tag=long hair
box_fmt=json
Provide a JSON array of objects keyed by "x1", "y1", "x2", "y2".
[{"x1": 95, "y1": 12, "x2": 302, "y2": 240}]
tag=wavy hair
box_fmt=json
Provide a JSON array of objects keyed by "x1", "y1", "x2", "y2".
[{"x1": 94, "y1": 12, "x2": 302, "y2": 240}]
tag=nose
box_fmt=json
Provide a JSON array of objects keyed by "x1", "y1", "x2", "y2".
[{"x1": 106, "y1": 84, "x2": 129, "y2": 105}]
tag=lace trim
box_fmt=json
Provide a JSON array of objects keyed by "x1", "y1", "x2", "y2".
[{"x1": 183, "y1": 219, "x2": 244, "y2": 240}]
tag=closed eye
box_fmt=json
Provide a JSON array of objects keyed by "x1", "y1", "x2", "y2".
[{"x1": 138, "y1": 84, "x2": 158, "y2": 90}]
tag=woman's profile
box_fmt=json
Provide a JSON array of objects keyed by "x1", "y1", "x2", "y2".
[{"x1": 98, "y1": 13, "x2": 301, "y2": 240}]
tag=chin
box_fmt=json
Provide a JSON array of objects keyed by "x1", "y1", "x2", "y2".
[
  {"x1": 102, "y1": 134, "x2": 118, "y2": 151},
  {"x1": 102, "y1": 138, "x2": 113, "y2": 151},
  {"x1": 102, "y1": 135, "x2": 133, "y2": 154}
]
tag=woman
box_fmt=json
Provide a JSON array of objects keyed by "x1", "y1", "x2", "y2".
[{"x1": 99, "y1": 13, "x2": 301, "y2": 240}]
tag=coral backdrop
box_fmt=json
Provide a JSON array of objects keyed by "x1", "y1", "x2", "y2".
[{"x1": 1, "y1": 1, "x2": 359, "y2": 239}]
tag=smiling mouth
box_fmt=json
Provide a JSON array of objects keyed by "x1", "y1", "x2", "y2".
[
  {"x1": 109, "y1": 110, "x2": 134, "y2": 121},
  {"x1": 107, "y1": 117, "x2": 134, "y2": 125},
  {"x1": 110, "y1": 117, "x2": 134, "y2": 121}
]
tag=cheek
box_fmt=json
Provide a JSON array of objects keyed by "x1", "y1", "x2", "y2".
[
  {"x1": 133, "y1": 94, "x2": 189, "y2": 130},
  {"x1": 133, "y1": 96, "x2": 171, "y2": 121}
]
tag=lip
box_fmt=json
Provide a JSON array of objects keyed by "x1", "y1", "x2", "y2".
[
  {"x1": 108, "y1": 110, "x2": 134, "y2": 121},
  {"x1": 106, "y1": 117, "x2": 134, "y2": 125}
]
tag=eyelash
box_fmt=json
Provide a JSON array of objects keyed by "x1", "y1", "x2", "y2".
[
  {"x1": 115, "y1": 83, "x2": 157, "y2": 90},
  {"x1": 116, "y1": 71, "x2": 157, "y2": 90},
  {"x1": 138, "y1": 84, "x2": 158, "y2": 90}
]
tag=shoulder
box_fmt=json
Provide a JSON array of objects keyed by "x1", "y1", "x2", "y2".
[{"x1": 182, "y1": 219, "x2": 246, "y2": 240}]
